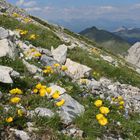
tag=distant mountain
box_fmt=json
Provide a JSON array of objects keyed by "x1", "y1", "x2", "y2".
[
  {"x1": 79, "y1": 26, "x2": 131, "y2": 54},
  {"x1": 114, "y1": 26, "x2": 140, "y2": 44}
]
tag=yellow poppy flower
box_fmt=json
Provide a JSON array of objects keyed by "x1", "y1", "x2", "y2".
[
  {"x1": 41, "y1": 85, "x2": 47, "y2": 89},
  {"x1": 29, "y1": 34, "x2": 36, "y2": 40},
  {"x1": 6, "y1": 117, "x2": 13, "y2": 123},
  {"x1": 18, "y1": 109, "x2": 24, "y2": 117},
  {"x1": 20, "y1": 30, "x2": 28, "y2": 35},
  {"x1": 9, "y1": 88, "x2": 22, "y2": 95},
  {"x1": 36, "y1": 83, "x2": 42, "y2": 89},
  {"x1": 34, "y1": 52, "x2": 41, "y2": 57},
  {"x1": 12, "y1": 13, "x2": 20, "y2": 17},
  {"x1": 56, "y1": 99, "x2": 65, "y2": 107},
  {"x1": 99, "y1": 106, "x2": 110, "y2": 114},
  {"x1": 33, "y1": 89, "x2": 38, "y2": 94},
  {"x1": 98, "y1": 117, "x2": 108, "y2": 126},
  {"x1": 119, "y1": 106, "x2": 124, "y2": 109},
  {"x1": 119, "y1": 101, "x2": 125, "y2": 105},
  {"x1": 54, "y1": 63, "x2": 60, "y2": 67},
  {"x1": 118, "y1": 96, "x2": 123, "y2": 101},
  {"x1": 96, "y1": 114, "x2": 104, "y2": 120},
  {"x1": 94, "y1": 100, "x2": 103, "y2": 107},
  {"x1": 52, "y1": 91, "x2": 60, "y2": 99},
  {"x1": 61, "y1": 65, "x2": 68, "y2": 71},
  {"x1": 10, "y1": 97, "x2": 21, "y2": 104},
  {"x1": 46, "y1": 87, "x2": 52, "y2": 94},
  {"x1": 39, "y1": 88, "x2": 46, "y2": 97}
]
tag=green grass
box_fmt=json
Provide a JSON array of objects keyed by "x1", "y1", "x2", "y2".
[
  {"x1": 0, "y1": 15, "x2": 63, "y2": 49},
  {"x1": 74, "y1": 97, "x2": 140, "y2": 140},
  {"x1": 67, "y1": 47, "x2": 140, "y2": 88}
]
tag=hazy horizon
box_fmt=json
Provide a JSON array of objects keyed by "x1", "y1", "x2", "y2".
[{"x1": 7, "y1": 0, "x2": 140, "y2": 32}]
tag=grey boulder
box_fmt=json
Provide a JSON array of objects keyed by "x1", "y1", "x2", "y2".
[{"x1": 58, "y1": 93, "x2": 85, "y2": 124}]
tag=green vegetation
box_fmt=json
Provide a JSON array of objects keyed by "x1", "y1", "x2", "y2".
[
  {"x1": 68, "y1": 47, "x2": 140, "y2": 87},
  {"x1": 0, "y1": 15, "x2": 63, "y2": 49}
]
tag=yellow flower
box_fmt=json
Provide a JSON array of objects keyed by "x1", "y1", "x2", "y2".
[
  {"x1": 24, "y1": 18, "x2": 31, "y2": 23},
  {"x1": 54, "y1": 63, "x2": 60, "y2": 67},
  {"x1": 94, "y1": 100, "x2": 103, "y2": 107},
  {"x1": 9, "y1": 88, "x2": 22, "y2": 95},
  {"x1": 30, "y1": 48, "x2": 36, "y2": 52},
  {"x1": 36, "y1": 83, "x2": 42, "y2": 89},
  {"x1": 39, "y1": 88, "x2": 46, "y2": 97},
  {"x1": 43, "y1": 69, "x2": 49, "y2": 74},
  {"x1": 12, "y1": 12, "x2": 20, "y2": 17},
  {"x1": 46, "y1": 87, "x2": 52, "y2": 94},
  {"x1": 18, "y1": 109, "x2": 24, "y2": 117},
  {"x1": 119, "y1": 106, "x2": 124, "y2": 109},
  {"x1": 20, "y1": 30, "x2": 28, "y2": 35},
  {"x1": 52, "y1": 91, "x2": 60, "y2": 99},
  {"x1": 98, "y1": 117, "x2": 108, "y2": 126},
  {"x1": 10, "y1": 97, "x2": 21, "y2": 104},
  {"x1": 41, "y1": 85, "x2": 47, "y2": 89},
  {"x1": 34, "y1": 52, "x2": 41, "y2": 57},
  {"x1": 96, "y1": 114, "x2": 104, "y2": 120},
  {"x1": 93, "y1": 71, "x2": 97, "y2": 75},
  {"x1": 56, "y1": 99, "x2": 65, "y2": 107},
  {"x1": 6, "y1": 117, "x2": 13, "y2": 123},
  {"x1": 80, "y1": 79, "x2": 88, "y2": 84},
  {"x1": 29, "y1": 34, "x2": 37, "y2": 40},
  {"x1": 33, "y1": 89, "x2": 38, "y2": 94},
  {"x1": 61, "y1": 65, "x2": 68, "y2": 71},
  {"x1": 119, "y1": 101, "x2": 124, "y2": 105},
  {"x1": 112, "y1": 97, "x2": 116, "y2": 101},
  {"x1": 118, "y1": 96, "x2": 123, "y2": 101},
  {"x1": 46, "y1": 66, "x2": 52, "y2": 70},
  {"x1": 99, "y1": 106, "x2": 110, "y2": 114}
]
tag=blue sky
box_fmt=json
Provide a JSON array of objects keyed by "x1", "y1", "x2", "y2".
[{"x1": 7, "y1": 0, "x2": 140, "y2": 32}]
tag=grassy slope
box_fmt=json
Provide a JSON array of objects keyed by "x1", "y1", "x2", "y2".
[
  {"x1": 0, "y1": 14, "x2": 140, "y2": 139},
  {"x1": 68, "y1": 47, "x2": 140, "y2": 88},
  {"x1": 0, "y1": 15, "x2": 63, "y2": 49}
]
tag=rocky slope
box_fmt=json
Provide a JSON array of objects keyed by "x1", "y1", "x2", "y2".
[
  {"x1": 125, "y1": 42, "x2": 140, "y2": 73},
  {"x1": 0, "y1": 0, "x2": 140, "y2": 140}
]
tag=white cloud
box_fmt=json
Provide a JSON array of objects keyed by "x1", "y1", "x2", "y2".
[
  {"x1": 16, "y1": 0, "x2": 24, "y2": 6},
  {"x1": 16, "y1": 0, "x2": 37, "y2": 7},
  {"x1": 25, "y1": 7, "x2": 41, "y2": 12}
]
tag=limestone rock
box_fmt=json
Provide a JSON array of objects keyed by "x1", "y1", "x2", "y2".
[
  {"x1": 40, "y1": 55, "x2": 57, "y2": 66},
  {"x1": 34, "y1": 107, "x2": 54, "y2": 117},
  {"x1": 37, "y1": 47, "x2": 52, "y2": 57},
  {"x1": 0, "y1": 27, "x2": 9, "y2": 39},
  {"x1": 126, "y1": 42, "x2": 140, "y2": 68},
  {"x1": 0, "y1": 65, "x2": 19, "y2": 83},
  {"x1": 10, "y1": 129, "x2": 30, "y2": 140},
  {"x1": 100, "y1": 55, "x2": 114, "y2": 63},
  {"x1": 58, "y1": 93, "x2": 85, "y2": 124},
  {"x1": 49, "y1": 85, "x2": 66, "y2": 96},
  {"x1": 22, "y1": 60, "x2": 42, "y2": 74},
  {"x1": 65, "y1": 58, "x2": 91, "y2": 79},
  {"x1": 0, "y1": 39, "x2": 16, "y2": 58},
  {"x1": 28, "y1": 107, "x2": 54, "y2": 118},
  {"x1": 52, "y1": 44, "x2": 67, "y2": 64}
]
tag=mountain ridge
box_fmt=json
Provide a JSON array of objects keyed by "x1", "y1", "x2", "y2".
[
  {"x1": 114, "y1": 26, "x2": 140, "y2": 44},
  {"x1": 79, "y1": 26, "x2": 131, "y2": 55}
]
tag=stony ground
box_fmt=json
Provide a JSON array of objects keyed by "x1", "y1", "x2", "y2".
[{"x1": 0, "y1": 1, "x2": 140, "y2": 140}]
